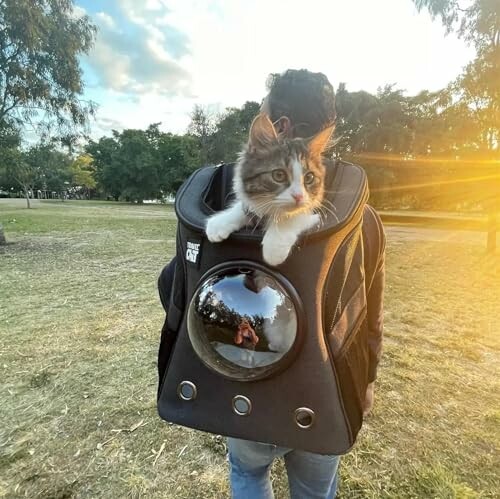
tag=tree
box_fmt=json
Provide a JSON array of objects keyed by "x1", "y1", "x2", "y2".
[
  {"x1": 37, "y1": 149, "x2": 72, "y2": 196},
  {"x1": 2, "y1": 153, "x2": 36, "y2": 207},
  {"x1": 358, "y1": 85, "x2": 413, "y2": 154},
  {"x1": 0, "y1": 124, "x2": 36, "y2": 207},
  {"x1": 70, "y1": 154, "x2": 95, "y2": 198},
  {"x1": 335, "y1": 84, "x2": 413, "y2": 155},
  {"x1": 158, "y1": 133, "x2": 200, "y2": 194},
  {"x1": 0, "y1": 120, "x2": 22, "y2": 195},
  {"x1": 187, "y1": 105, "x2": 216, "y2": 164},
  {"x1": 209, "y1": 101, "x2": 260, "y2": 163},
  {"x1": 335, "y1": 84, "x2": 378, "y2": 155},
  {"x1": 413, "y1": 0, "x2": 499, "y2": 46},
  {"x1": 413, "y1": 0, "x2": 499, "y2": 155},
  {"x1": 406, "y1": 89, "x2": 450, "y2": 155},
  {"x1": 452, "y1": 55, "x2": 500, "y2": 154},
  {"x1": 86, "y1": 136, "x2": 121, "y2": 200},
  {"x1": 0, "y1": 0, "x2": 97, "y2": 137},
  {"x1": 113, "y1": 128, "x2": 160, "y2": 202},
  {"x1": 21, "y1": 143, "x2": 72, "y2": 202},
  {"x1": 87, "y1": 125, "x2": 202, "y2": 201}
]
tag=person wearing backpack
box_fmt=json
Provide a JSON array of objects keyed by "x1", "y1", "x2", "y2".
[{"x1": 157, "y1": 69, "x2": 385, "y2": 499}]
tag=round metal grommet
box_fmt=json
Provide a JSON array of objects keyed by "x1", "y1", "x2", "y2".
[
  {"x1": 177, "y1": 381, "x2": 197, "y2": 401},
  {"x1": 294, "y1": 407, "x2": 315, "y2": 429},
  {"x1": 232, "y1": 395, "x2": 252, "y2": 416}
]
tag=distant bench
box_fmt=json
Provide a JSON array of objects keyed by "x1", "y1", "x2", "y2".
[{"x1": 379, "y1": 211, "x2": 498, "y2": 253}]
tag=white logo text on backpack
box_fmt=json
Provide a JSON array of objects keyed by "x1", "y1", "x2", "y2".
[{"x1": 186, "y1": 241, "x2": 201, "y2": 264}]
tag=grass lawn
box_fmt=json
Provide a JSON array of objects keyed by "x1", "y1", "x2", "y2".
[{"x1": 1, "y1": 199, "x2": 499, "y2": 498}]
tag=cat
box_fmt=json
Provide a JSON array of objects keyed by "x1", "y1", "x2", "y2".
[{"x1": 205, "y1": 113, "x2": 334, "y2": 266}]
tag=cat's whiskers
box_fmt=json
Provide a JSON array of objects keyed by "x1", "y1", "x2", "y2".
[
  {"x1": 246, "y1": 199, "x2": 283, "y2": 234},
  {"x1": 272, "y1": 208, "x2": 282, "y2": 233},
  {"x1": 248, "y1": 215, "x2": 260, "y2": 234},
  {"x1": 249, "y1": 198, "x2": 276, "y2": 219},
  {"x1": 318, "y1": 201, "x2": 340, "y2": 224},
  {"x1": 322, "y1": 199, "x2": 338, "y2": 212},
  {"x1": 316, "y1": 205, "x2": 329, "y2": 225}
]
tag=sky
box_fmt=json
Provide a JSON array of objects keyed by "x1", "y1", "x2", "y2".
[{"x1": 76, "y1": 0, "x2": 476, "y2": 139}]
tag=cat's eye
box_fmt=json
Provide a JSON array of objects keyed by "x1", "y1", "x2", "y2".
[
  {"x1": 304, "y1": 172, "x2": 315, "y2": 185},
  {"x1": 272, "y1": 169, "x2": 287, "y2": 183}
]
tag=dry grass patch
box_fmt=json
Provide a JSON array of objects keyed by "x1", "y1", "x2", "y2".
[{"x1": 1, "y1": 199, "x2": 499, "y2": 498}]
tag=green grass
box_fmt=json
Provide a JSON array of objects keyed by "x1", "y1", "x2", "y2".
[{"x1": 1, "y1": 198, "x2": 499, "y2": 498}]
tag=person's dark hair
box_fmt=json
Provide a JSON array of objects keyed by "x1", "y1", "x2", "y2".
[{"x1": 266, "y1": 69, "x2": 336, "y2": 138}]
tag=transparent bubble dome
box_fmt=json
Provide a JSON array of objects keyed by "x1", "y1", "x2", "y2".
[{"x1": 187, "y1": 265, "x2": 300, "y2": 381}]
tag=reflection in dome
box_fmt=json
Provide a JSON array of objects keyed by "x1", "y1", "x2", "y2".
[{"x1": 187, "y1": 267, "x2": 298, "y2": 380}]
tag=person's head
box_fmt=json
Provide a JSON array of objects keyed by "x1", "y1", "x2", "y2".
[{"x1": 260, "y1": 69, "x2": 336, "y2": 139}]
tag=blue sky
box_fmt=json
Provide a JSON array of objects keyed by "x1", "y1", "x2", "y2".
[{"x1": 76, "y1": 0, "x2": 475, "y2": 138}]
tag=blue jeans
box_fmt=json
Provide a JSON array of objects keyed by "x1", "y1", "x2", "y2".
[{"x1": 228, "y1": 438, "x2": 340, "y2": 499}]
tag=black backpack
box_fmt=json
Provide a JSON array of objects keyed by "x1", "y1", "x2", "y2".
[{"x1": 157, "y1": 160, "x2": 372, "y2": 455}]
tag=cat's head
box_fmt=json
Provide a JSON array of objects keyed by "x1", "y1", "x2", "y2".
[{"x1": 235, "y1": 113, "x2": 334, "y2": 218}]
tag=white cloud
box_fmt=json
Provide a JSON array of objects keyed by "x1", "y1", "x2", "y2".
[
  {"x1": 72, "y1": 4, "x2": 86, "y2": 19},
  {"x1": 95, "y1": 12, "x2": 116, "y2": 30},
  {"x1": 81, "y1": 0, "x2": 475, "y2": 137},
  {"x1": 86, "y1": 2, "x2": 192, "y2": 97},
  {"x1": 144, "y1": 0, "x2": 165, "y2": 11},
  {"x1": 86, "y1": 91, "x2": 196, "y2": 140}
]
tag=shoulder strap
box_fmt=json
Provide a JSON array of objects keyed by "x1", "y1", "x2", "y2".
[
  {"x1": 323, "y1": 221, "x2": 364, "y2": 333},
  {"x1": 157, "y1": 227, "x2": 187, "y2": 399},
  {"x1": 362, "y1": 205, "x2": 385, "y2": 294},
  {"x1": 167, "y1": 226, "x2": 186, "y2": 333}
]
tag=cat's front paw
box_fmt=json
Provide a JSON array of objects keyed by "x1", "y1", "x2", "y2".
[
  {"x1": 206, "y1": 216, "x2": 232, "y2": 242},
  {"x1": 263, "y1": 243, "x2": 291, "y2": 266},
  {"x1": 262, "y1": 237, "x2": 294, "y2": 266}
]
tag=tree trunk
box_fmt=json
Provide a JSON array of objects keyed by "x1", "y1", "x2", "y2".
[
  {"x1": 23, "y1": 186, "x2": 31, "y2": 209},
  {"x1": 0, "y1": 223, "x2": 6, "y2": 246}
]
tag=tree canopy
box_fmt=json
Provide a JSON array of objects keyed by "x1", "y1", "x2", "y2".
[
  {"x1": 0, "y1": 0, "x2": 498, "y2": 210},
  {"x1": 413, "y1": 0, "x2": 499, "y2": 154},
  {"x1": 0, "y1": 0, "x2": 97, "y2": 137},
  {"x1": 86, "y1": 125, "x2": 200, "y2": 202}
]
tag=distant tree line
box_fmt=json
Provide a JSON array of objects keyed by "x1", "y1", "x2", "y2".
[
  {"x1": 0, "y1": 126, "x2": 96, "y2": 207},
  {"x1": 0, "y1": 0, "x2": 498, "y2": 212},
  {"x1": 1, "y1": 79, "x2": 499, "y2": 209},
  {"x1": 0, "y1": 0, "x2": 97, "y2": 213}
]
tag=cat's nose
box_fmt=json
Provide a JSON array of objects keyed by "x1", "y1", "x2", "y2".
[{"x1": 292, "y1": 193, "x2": 304, "y2": 205}]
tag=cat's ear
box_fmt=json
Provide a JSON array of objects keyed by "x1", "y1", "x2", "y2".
[
  {"x1": 249, "y1": 113, "x2": 278, "y2": 151},
  {"x1": 308, "y1": 124, "x2": 335, "y2": 157}
]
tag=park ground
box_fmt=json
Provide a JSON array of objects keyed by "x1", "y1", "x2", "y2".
[{"x1": 0, "y1": 198, "x2": 499, "y2": 498}]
